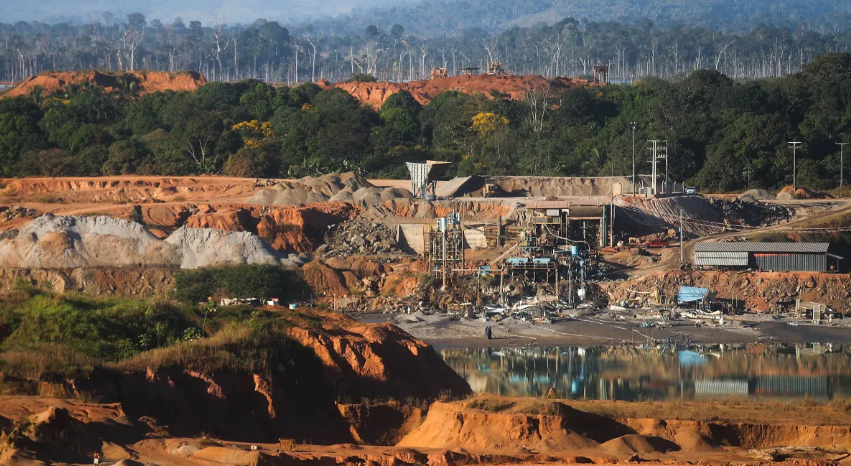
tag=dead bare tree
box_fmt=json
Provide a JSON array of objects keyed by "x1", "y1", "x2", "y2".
[
  {"x1": 212, "y1": 20, "x2": 230, "y2": 81},
  {"x1": 304, "y1": 31, "x2": 325, "y2": 82}
]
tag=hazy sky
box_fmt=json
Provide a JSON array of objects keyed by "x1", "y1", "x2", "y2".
[{"x1": 0, "y1": 0, "x2": 401, "y2": 24}]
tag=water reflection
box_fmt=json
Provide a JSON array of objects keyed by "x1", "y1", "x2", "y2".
[{"x1": 440, "y1": 343, "x2": 851, "y2": 401}]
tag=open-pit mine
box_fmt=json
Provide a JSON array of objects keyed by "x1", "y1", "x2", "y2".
[{"x1": 2, "y1": 169, "x2": 851, "y2": 466}]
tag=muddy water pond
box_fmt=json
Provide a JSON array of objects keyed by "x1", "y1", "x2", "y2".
[{"x1": 440, "y1": 343, "x2": 851, "y2": 401}]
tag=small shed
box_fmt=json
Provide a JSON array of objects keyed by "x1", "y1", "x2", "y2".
[{"x1": 677, "y1": 286, "x2": 711, "y2": 310}]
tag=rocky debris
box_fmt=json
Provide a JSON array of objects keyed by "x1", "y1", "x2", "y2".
[
  {"x1": 323, "y1": 218, "x2": 402, "y2": 256},
  {"x1": 0, "y1": 205, "x2": 38, "y2": 224},
  {"x1": 708, "y1": 197, "x2": 791, "y2": 227},
  {"x1": 0, "y1": 214, "x2": 305, "y2": 270}
]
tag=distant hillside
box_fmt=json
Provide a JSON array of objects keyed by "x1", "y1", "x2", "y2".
[
  {"x1": 319, "y1": 0, "x2": 851, "y2": 35},
  {"x1": 2, "y1": 71, "x2": 207, "y2": 99}
]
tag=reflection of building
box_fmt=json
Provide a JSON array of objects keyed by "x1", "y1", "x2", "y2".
[
  {"x1": 694, "y1": 379, "x2": 748, "y2": 397},
  {"x1": 440, "y1": 344, "x2": 851, "y2": 401},
  {"x1": 755, "y1": 376, "x2": 829, "y2": 398}
]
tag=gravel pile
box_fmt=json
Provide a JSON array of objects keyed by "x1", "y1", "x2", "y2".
[
  {"x1": 708, "y1": 197, "x2": 791, "y2": 227},
  {"x1": 321, "y1": 218, "x2": 401, "y2": 256}
]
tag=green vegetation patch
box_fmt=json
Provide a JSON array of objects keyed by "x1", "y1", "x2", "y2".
[{"x1": 173, "y1": 264, "x2": 305, "y2": 303}]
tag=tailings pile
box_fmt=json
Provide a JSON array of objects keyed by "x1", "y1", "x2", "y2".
[
  {"x1": 322, "y1": 217, "x2": 403, "y2": 256},
  {"x1": 0, "y1": 214, "x2": 303, "y2": 270},
  {"x1": 248, "y1": 172, "x2": 413, "y2": 206}
]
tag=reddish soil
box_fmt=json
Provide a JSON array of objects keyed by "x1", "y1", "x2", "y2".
[
  {"x1": 600, "y1": 269, "x2": 851, "y2": 312},
  {"x1": 321, "y1": 74, "x2": 599, "y2": 107},
  {"x1": 2, "y1": 70, "x2": 206, "y2": 99}
]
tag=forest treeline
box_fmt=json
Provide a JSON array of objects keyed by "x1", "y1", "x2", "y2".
[
  {"x1": 3, "y1": 13, "x2": 851, "y2": 85},
  {"x1": 2, "y1": 52, "x2": 851, "y2": 192}
]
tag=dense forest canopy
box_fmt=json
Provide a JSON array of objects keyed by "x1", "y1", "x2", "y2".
[
  {"x1": 3, "y1": 13, "x2": 851, "y2": 84},
  {"x1": 2, "y1": 52, "x2": 851, "y2": 193}
]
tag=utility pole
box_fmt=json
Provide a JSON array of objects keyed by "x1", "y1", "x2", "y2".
[
  {"x1": 788, "y1": 142, "x2": 802, "y2": 190},
  {"x1": 648, "y1": 140, "x2": 667, "y2": 195},
  {"x1": 679, "y1": 209, "x2": 684, "y2": 265},
  {"x1": 610, "y1": 193, "x2": 615, "y2": 248},
  {"x1": 631, "y1": 122, "x2": 637, "y2": 195},
  {"x1": 837, "y1": 142, "x2": 848, "y2": 190}
]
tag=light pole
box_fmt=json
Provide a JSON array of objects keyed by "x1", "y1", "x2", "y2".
[
  {"x1": 631, "y1": 122, "x2": 637, "y2": 195},
  {"x1": 837, "y1": 142, "x2": 848, "y2": 191},
  {"x1": 788, "y1": 142, "x2": 802, "y2": 190}
]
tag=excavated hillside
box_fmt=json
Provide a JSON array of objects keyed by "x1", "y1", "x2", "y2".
[
  {"x1": 600, "y1": 269, "x2": 851, "y2": 312},
  {"x1": 322, "y1": 74, "x2": 598, "y2": 107},
  {"x1": 400, "y1": 396, "x2": 851, "y2": 456},
  {"x1": 1, "y1": 70, "x2": 207, "y2": 99},
  {"x1": 0, "y1": 176, "x2": 265, "y2": 205},
  {"x1": 0, "y1": 309, "x2": 470, "y2": 450}
]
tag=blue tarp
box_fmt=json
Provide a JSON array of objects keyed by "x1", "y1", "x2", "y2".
[{"x1": 678, "y1": 286, "x2": 709, "y2": 303}]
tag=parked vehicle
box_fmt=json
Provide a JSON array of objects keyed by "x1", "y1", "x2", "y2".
[{"x1": 642, "y1": 239, "x2": 670, "y2": 248}]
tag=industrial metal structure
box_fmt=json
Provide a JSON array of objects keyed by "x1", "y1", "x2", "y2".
[
  {"x1": 593, "y1": 65, "x2": 609, "y2": 83},
  {"x1": 693, "y1": 242, "x2": 841, "y2": 272},
  {"x1": 524, "y1": 201, "x2": 608, "y2": 249},
  {"x1": 406, "y1": 160, "x2": 452, "y2": 199},
  {"x1": 426, "y1": 211, "x2": 465, "y2": 287}
]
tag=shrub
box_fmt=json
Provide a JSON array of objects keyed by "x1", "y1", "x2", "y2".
[
  {"x1": 349, "y1": 73, "x2": 377, "y2": 83},
  {"x1": 173, "y1": 264, "x2": 305, "y2": 303},
  {"x1": 0, "y1": 294, "x2": 195, "y2": 361}
]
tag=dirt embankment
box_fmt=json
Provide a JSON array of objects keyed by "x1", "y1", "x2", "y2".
[
  {"x1": 0, "y1": 310, "x2": 470, "y2": 449},
  {"x1": 302, "y1": 256, "x2": 430, "y2": 302},
  {"x1": 323, "y1": 74, "x2": 599, "y2": 107},
  {"x1": 0, "y1": 267, "x2": 175, "y2": 296},
  {"x1": 140, "y1": 202, "x2": 359, "y2": 253},
  {"x1": 601, "y1": 270, "x2": 851, "y2": 312},
  {"x1": 1, "y1": 70, "x2": 207, "y2": 99},
  {"x1": 3, "y1": 391, "x2": 849, "y2": 466},
  {"x1": 0, "y1": 176, "x2": 266, "y2": 205},
  {"x1": 400, "y1": 396, "x2": 851, "y2": 456}
]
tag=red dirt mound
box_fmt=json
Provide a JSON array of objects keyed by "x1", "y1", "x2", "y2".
[
  {"x1": 327, "y1": 74, "x2": 598, "y2": 107},
  {"x1": 2, "y1": 70, "x2": 206, "y2": 99}
]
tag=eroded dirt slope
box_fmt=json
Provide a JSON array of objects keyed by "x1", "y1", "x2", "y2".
[
  {"x1": 1, "y1": 70, "x2": 206, "y2": 99},
  {"x1": 322, "y1": 74, "x2": 599, "y2": 107}
]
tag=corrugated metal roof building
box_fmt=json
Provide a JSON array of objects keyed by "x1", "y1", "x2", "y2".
[{"x1": 693, "y1": 242, "x2": 841, "y2": 272}]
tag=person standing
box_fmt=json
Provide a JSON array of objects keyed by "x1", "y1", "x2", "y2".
[{"x1": 93, "y1": 452, "x2": 100, "y2": 465}]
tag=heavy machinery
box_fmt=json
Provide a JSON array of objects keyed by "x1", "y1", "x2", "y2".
[
  {"x1": 430, "y1": 67, "x2": 448, "y2": 79},
  {"x1": 486, "y1": 62, "x2": 506, "y2": 76}
]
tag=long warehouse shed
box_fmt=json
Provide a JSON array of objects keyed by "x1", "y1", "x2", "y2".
[{"x1": 693, "y1": 242, "x2": 841, "y2": 272}]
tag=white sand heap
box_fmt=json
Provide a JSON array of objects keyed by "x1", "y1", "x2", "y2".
[
  {"x1": 0, "y1": 214, "x2": 303, "y2": 270},
  {"x1": 165, "y1": 227, "x2": 283, "y2": 269}
]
